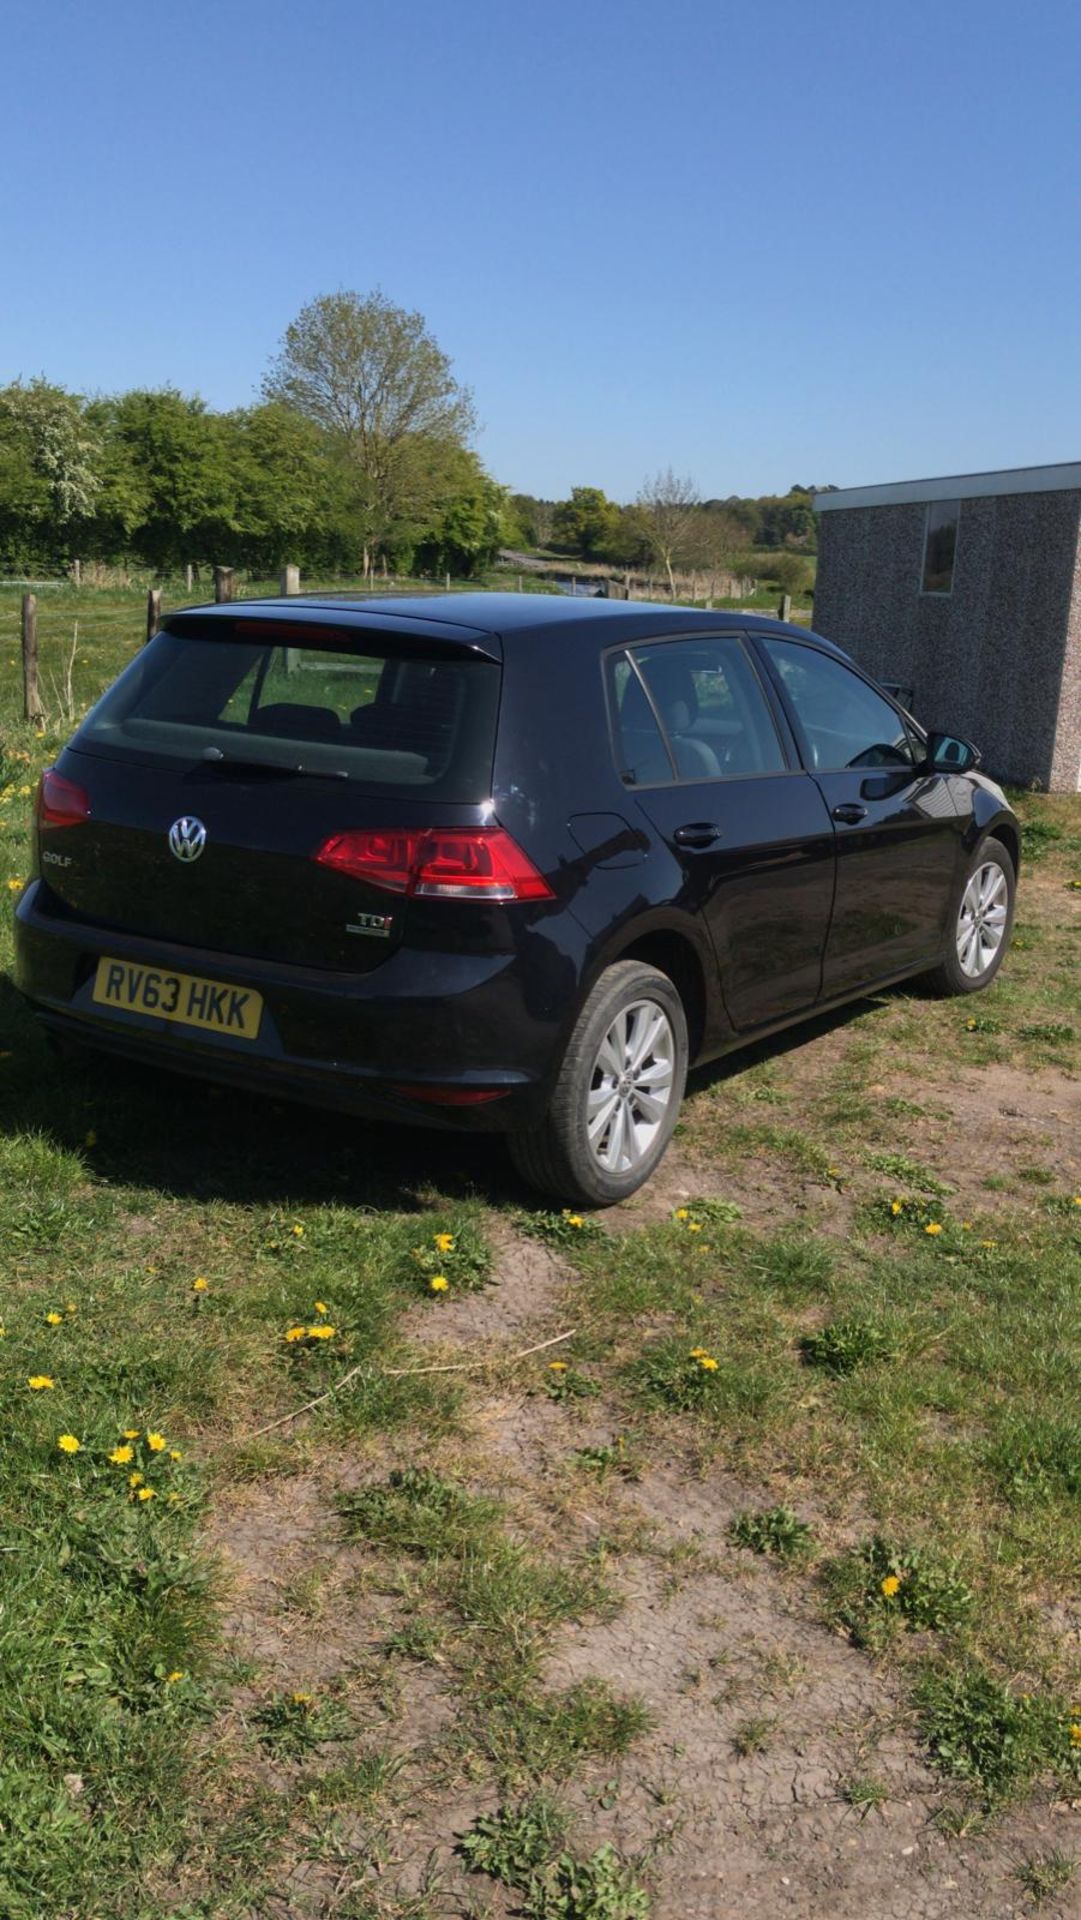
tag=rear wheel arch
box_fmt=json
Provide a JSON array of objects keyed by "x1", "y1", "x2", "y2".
[
  {"x1": 509, "y1": 956, "x2": 689, "y2": 1205},
  {"x1": 605, "y1": 926, "x2": 710, "y2": 1060}
]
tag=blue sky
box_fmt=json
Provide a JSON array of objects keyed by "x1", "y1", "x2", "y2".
[{"x1": 3, "y1": 0, "x2": 1080, "y2": 500}]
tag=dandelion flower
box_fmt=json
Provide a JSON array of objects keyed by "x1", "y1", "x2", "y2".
[
  {"x1": 5, "y1": 877, "x2": 23, "y2": 893},
  {"x1": 45, "y1": 1311, "x2": 62, "y2": 1326},
  {"x1": 291, "y1": 1223, "x2": 305, "y2": 1237},
  {"x1": 147, "y1": 1433, "x2": 166, "y2": 1452},
  {"x1": 548, "y1": 1360, "x2": 568, "y2": 1372},
  {"x1": 429, "y1": 1275, "x2": 449, "y2": 1293},
  {"x1": 433, "y1": 1231, "x2": 455, "y2": 1253},
  {"x1": 137, "y1": 1486, "x2": 155, "y2": 1502},
  {"x1": 688, "y1": 1222, "x2": 703, "y2": 1234},
  {"x1": 65, "y1": 1302, "x2": 76, "y2": 1314},
  {"x1": 57, "y1": 1434, "x2": 81, "y2": 1454},
  {"x1": 890, "y1": 1200, "x2": 904, "y2": 1216},
  {"x1": 28, "y1": 1376, "x2": 55, "y2": 1391},
  {"x1": 129, "y1": 1471, "x2": 143, "y2": 1488},
  {"x1": 674, "y1": 1207, "x2": 690, "y2": 1221},
  {"x1": 924, "y1": 1222, "x2": 943, "y2": 1236},
  {"x1": 565, "y1": 1215, "x2": 583, "y2": 1229},
  {"x1": 981, "y1": 1239, "x2": 998, "y2": 1249},
  {"x1": 292, "y1": 1691, "x2": 312, "y2": 1705},
  {"x1": 123, "y1": 1428, "x2": 139, "y2": 1439},
  {"x1": 1073, "y1": 1196, "x2": 1081, "y2": 1208},
  {"x1": 827, "y1": 1165, "x2": 841, "y2": 1177},
  {"x1": 962, "y1": 1221, "x2": 973, "y2": 1231},
  {"x1": 284, "y1": 1325, "x2": 306, "y2": 1343},
  {"x1": 307, "y1": 1324, "x2": 335, "y2": 1339},
  {"x1": 881, "y1": 1575, "x2": 901, "y2": 1598},
  {"x1": 169, "y1": 1449, "x2": 182, "y2": 1461},
  {"x1": 698, "y1": 1355, "x2": 719, "y2": 1371},
  {"x1": 191, "y1": 1277, "x2": 209, "y2": 1293},
  {"x1": 108, "y1": 1445, "x2": 134, "y2": 1465},
  {"x1": 165, "y1": 1671, "x2": 184, "y2": 1684},
  {"x1": 689, "y1": 1347, "x2": 708, "y2": 1358},
  {"x1": 313, "y1": 1301, "x2": 328, "y2": 1316}
]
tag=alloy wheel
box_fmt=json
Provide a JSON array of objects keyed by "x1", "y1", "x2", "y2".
[
  {"x1": 956, "y1": 860, "x2": 1009, "y2": 978},
  {"x1": 586, "y1": 998, "x2": 676, "y2": 1174}
]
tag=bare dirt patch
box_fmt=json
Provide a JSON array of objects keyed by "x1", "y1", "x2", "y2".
[{"x1": 202, "y1": 1218, "x2": 1081, "y2": 1917}]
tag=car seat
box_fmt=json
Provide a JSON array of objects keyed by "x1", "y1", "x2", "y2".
[{"x1": 639, "y1": 659, "x2": 722, "y2": 778}]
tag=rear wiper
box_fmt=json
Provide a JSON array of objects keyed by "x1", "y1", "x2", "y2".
[{"x1": 199, "y1": 747, "x2": 348, "y2": 780}]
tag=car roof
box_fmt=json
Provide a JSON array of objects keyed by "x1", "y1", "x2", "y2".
[{"x1": 174, "y1": 591, "x2": 852, "y2": 659}]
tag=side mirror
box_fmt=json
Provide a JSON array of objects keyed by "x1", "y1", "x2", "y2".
[{"x1": 926, "y1": 731, "x2": 981, "y2": 773}]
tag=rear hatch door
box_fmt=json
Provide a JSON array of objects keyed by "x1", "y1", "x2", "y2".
[{"x1": 41, "y1": 609, "x2": 502, "y2": 973}]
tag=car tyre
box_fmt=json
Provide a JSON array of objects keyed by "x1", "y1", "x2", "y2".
[
  {"x1": 508, "y1": 959, "x2": 689, "y2": 1207},
  {"x1": 922, "y1": 835, "x2": 1016, "y2": 996}
]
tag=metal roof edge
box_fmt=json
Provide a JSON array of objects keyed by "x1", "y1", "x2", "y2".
[{"x1": 814, "y1": 461, "x2": 1081, "y2": 512}]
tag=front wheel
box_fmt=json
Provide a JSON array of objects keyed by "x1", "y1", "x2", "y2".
[
  {"x1": 508, "y1": 960, "x2": 689, "y2": 1207},
  {"x1": 922, "y1": 835, "x2": 1016, "y2": 996}
]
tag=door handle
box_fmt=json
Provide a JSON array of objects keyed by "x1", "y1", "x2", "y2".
[
  {"x1": 673, "y1": 822, "x2": 722, "y2": 849},
  {"x1": 831, "y1": 803, "x2": 868, "y2": 824}
]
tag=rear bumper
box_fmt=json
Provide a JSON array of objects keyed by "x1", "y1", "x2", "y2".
[{"x1": 13, "y1": 882, "x2": 571, "y2": 1131}]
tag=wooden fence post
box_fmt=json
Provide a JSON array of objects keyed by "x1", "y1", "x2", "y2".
[
  {"x1": 279, "y1": 564, "x2": 300, "y2": 596},
  {"x1": 146, "y1": 588, "x2": 161, "y2": 646},
  {"x1": 185, "y1": 562, "x2": 193, "y2": 593},
  {"x1": 22, "y1": 593, "x2": 44, "y2": 724},
  {"x1": 778, "y1": 592, "x2": 792, "y2": 623},
  {"x1": 71, "y1": 558, "x2": 81, "y2": 588},
  {"x1": 213, "y1": 566, "x2": 234, "y2": 604}
]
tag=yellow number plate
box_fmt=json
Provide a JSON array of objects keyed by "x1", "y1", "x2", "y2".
[{"x1": 92, "y1": 958, "x2": 263, "y2": 1041}]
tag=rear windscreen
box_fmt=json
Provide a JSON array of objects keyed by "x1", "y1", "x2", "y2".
[{"x1": 75, "y1": 631, "x2": 501, "y2": 799}]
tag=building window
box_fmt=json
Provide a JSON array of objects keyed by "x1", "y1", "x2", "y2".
[{"x1": 921, "y1": 499, "x2": 960, "y2": 594}]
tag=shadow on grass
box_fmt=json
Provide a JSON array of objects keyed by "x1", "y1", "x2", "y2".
[
  {"x1": 0, "y1": 969, "x2": 895, "y2": 1213},
  {"x1": 0, "y1": 973, "x2": 519, "y2": 1212},
  {"x1": 685, "y1": 990, "x2": 890, "y2": 1097}
]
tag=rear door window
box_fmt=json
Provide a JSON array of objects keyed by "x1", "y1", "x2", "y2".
[
  {"x1": 610, "y1": 635, "x2": 787, "y2": 784},
  {"x1": 76, "y1": 629, "x2": 501, "y2": 800}
]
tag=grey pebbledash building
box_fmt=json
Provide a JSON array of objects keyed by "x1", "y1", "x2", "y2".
[{"x1": 812, "y1": 462, "x2": 1081, "y2": 792}]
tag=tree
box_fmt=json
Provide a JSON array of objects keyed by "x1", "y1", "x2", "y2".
[
  {"x1": 231, "y1": 402, "x2": 339, "y2": 572},
  {"x1": 413, "y1": 450, "x2": 512, "y2": 577},
  {"x1": 636, "y1": 469, "x2": 701, "y2": 596},
  {"x1": 551, "y1": 486, "x2": 619, "y2": 559},
  {"x1": 510, "y1": 492, "x2": 554, "y2": 550},
  {"x1": 0, "y1": 380, "x2": 102, "y2": 569},
  {"x1": 90, "y1": 390, "x2": 242, "y2": 571},
  {"x1": 263, "y1": 290, "x2": 475, "y2": 569},
  {"x1": 758, "y1": 489, "x2": 816, "y2": 549}
]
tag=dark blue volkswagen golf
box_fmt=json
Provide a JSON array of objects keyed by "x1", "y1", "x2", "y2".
[{"x1": 14, "y1": 593, "x2": 1018, "y2": 1204}]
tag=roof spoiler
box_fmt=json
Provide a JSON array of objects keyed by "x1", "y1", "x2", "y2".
[{"x1": 163, "y1": 604, "x2": 501, "y2": 662}]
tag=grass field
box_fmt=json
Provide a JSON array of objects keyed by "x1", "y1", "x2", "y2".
[{"x1": 1, "y1": 586, "x2": 1079, "y2": 1918}]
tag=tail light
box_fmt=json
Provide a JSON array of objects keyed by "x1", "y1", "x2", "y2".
[
  {"x1": 37, "y1": 768, "x2": 91, "y2": 827},
  {"x1": 314, "y1": 826, "x2": 554, "y2": 902}
]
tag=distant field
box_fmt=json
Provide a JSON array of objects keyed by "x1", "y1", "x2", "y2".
[
  {"x1": 1, "y1": 595, "x2": 1078, "y2": 1917},
  {"x1": 0, "y1": 568, "x2": 813, "y2": 739}
]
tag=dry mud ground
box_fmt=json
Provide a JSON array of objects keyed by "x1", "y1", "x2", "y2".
[{"x1": 208, "y1": 863, "x2": 1081, "y2": 1920}]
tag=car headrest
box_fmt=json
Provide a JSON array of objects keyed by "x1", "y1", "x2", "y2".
[{"x1": 643, "y1": 658, "x2": 699, "y2": 732}]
